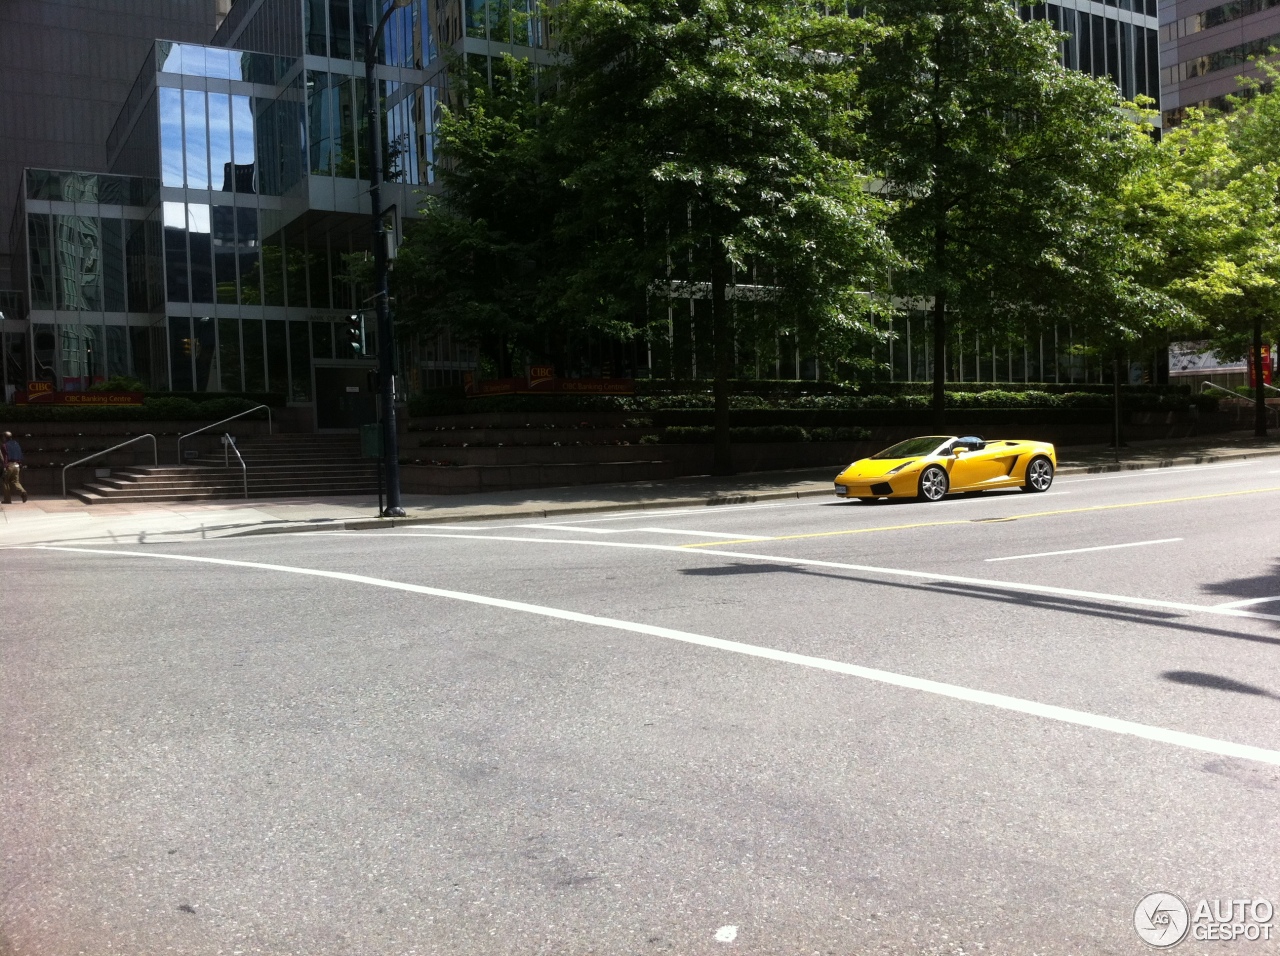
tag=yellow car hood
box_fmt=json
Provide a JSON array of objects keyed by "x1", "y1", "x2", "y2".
[{"x1": 839, "y1": 457, "x2": 923, "y2": 479}]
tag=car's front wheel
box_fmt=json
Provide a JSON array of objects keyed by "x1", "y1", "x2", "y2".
[
  {"x1": 917, "y1": 465, "x2": 949, "y2": 502},
  {"x1": 1022, "y1": 455, "x2": 1054, "y2": 493}
]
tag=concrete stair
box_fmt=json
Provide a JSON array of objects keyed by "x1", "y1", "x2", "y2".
[{"x1": 70, "y1": 435, "x2": 379, "y2": 503}]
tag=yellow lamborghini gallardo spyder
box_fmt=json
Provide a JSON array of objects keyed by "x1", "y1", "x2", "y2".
[{"x1": 834, "y1": 435, "x2": 1057, "y2": 502}]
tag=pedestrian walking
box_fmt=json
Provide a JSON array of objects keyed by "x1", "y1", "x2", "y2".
[{"x1": 2, "y1": 431, "x2": 27, "y2": 504}]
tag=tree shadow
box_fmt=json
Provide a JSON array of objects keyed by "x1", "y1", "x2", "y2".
[
  {"x1": 676, "y1": 561, "x2": 1280, "y2": 650},
  {"x1": 1198, "y1": 560, "x2": 1280, "y2": 609},
  {"x1": 1162, "y1": 670, "x2": 1277, "y2": 699}
]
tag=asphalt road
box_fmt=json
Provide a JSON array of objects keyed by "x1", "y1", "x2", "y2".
[{"x1": 4, "y1": 459, "x2": 1280, "y2": 955}]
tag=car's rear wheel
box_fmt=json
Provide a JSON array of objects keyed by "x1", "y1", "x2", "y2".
[
  {"x1": 917, "y1": 465, "x2": 949, "y2": 502},
  {"x1": 1022, "y1": 455, "x2": 1054, "y2": 493}
]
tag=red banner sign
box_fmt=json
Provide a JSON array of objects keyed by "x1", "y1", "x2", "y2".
[
  {"x1": 1248, "y1": 345, "x2": 1273, "y2": 387},
  {"x1": 464, "y1": 370, "x2": 635, "y2": 397},
  {"x1": 16, "y1": 390, "x2": 145, "y2": 406}
]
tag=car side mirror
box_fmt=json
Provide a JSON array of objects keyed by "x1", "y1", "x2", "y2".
[{"x1": 952, "y1": 448, "x2": 963, "y2": 456}]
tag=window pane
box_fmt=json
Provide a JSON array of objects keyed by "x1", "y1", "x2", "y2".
[
  {"x1": 289, "y1": 320, "x2": 313, "y2": 400},
  {"x1": 126, "y1": 219, "x2": 149, "y2": 312},
  {"x1": 262, "y1": 229, "x2": 285, "y2": 306},
  {"x1": 209, "y1": 93, "x2": 233, "y2": 191},
  {"x1": 55, "y1": 215, "x2": 102, "y2": 311},
  {"x1": 130, "y1": 325, "x2": 155, "y2": 387},
  {"x1": 284, "y1": 235, "x2": 308, "y2": 307},
  {"x1": 27, "y1": 214, "x2": 54, "y2": 310},
  {"x1": 160, "y1": 87, "x2": 185, "y2": 187},
  {"x1": 312, "y1": 320, "x2": 333, "y2": 359},
  {"x1": 330, "y1": 0, "x2": 351, "y2": 58},
  {"x1": 336, "y1": 75, "x2": 356, "y2": 178},
  {"x1": 307, "y1": 244, "x2": 331, "y2": 309},
  {"x1": 106, "y1": 326, "x2": 128, "y2": 380},
  {"x1": 467, "y1": 0, "x2": 486, "y2": 38},
  {"x1": 184, "y1": 90, "x2": 209, "y2": 189},
  {"x1": 265, "y1": 320, "x2": 289, "y2": 395},
  {"x1": 102, "y1": 218, "x2": 126, "y2": 312},
  {"x1": 188, "y1": 204, "x2": 214, "y2": 304},
  {"x1": 308, "y1": 71, "x2": 334, "y2": 175},
  {"x1": 242, "y1": 318, "x2": 266, "y2": 391},
  {"x1": 213, "y1": 204, "x2": 238, "y2": 304},
  {"x1": 237, "y1": 208, "x2": 261, "y2": 304},
  {"x1": 219, "y1": 317, "x2": 242, "y2": 391},
  {"x1": 231, "y1": 95, "x2": 256, "y2": 191},
  {"x1": 305, "y1": 0, "x2": 328, "y2": 56},
  {"x1": 194, "y1": 315, "x2": 218, "y2": 391},
  {"x1": 169, "y1": 315, "x2": 194, "y2": 391}
]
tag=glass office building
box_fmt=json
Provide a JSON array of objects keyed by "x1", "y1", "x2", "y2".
[
  {"x1": 5, "y1": 0, "x2": 522, "y2": 418},
  {"x1": 5, "y1": 0, "x2": 1169, "y2": 405}
]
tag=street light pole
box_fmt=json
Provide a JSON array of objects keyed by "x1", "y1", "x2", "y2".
[{"x1": 365, "y1": 0, "x2": 411, "y2": 518}]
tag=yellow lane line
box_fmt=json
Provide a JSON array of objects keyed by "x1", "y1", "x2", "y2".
[{"x1": 679, "y1": 485, "x2": 1280, "y2": 548}]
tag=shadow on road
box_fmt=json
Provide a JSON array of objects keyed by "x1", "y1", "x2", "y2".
[
  {"x1": 1162, "y1": 670, "x2": 1278, "y2": 699},
  {"x1": 676, "y1": 561, "x2": 1280, "y2": 651}
]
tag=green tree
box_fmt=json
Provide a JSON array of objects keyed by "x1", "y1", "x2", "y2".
[
  {"x1": 392, "y1": 56, "x2": 564, "y2": 378},
  {"x1": 549, "y1": 0, "x2": 893, "y2": 473},
  {"x1": 859, "y1": 0, "x2": 1149, "y2": 427},
  {"x1": 1125, "y1": 72, "x2": 1280, "y2": 435}
]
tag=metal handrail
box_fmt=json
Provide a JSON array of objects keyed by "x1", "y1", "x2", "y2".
[
  {"x1": 176, "y1": 404, "x2": 272, "y2": 462},
  {"x1": 62, "y1": 433, "x2": 157, "y2": 498},
  {"x1": 1201, "y1": 381, "x2": 1279, "y2": 424},
  {"x1": 223, "y1": 433, "x2": 248, "y2": 499}
]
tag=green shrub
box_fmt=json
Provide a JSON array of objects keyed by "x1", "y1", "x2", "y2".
[
  {"x1": 2, "y1": 396, "x2": 269, "y2": 423},
  {"x1": 89, "y1": 375, "x2": 147, "y2": 392}
]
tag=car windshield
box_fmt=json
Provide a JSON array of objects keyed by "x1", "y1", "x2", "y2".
[{"x1": 869, "y1": 436, "x2": 952, "y2": 460}]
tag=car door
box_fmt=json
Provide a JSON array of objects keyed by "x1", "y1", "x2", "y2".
[{"x1": 949, "y1": 443, "x2": 1008, "y2": 490}]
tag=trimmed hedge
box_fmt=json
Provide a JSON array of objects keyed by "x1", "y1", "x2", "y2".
[
  {"x1": 407, "y1": 384, "x2": 1212, "y2": 417},
  {"x1": 639, "y1": 425, "x2": 872, "y2": 444},
  {"x1": 2, "y1": 396, "x2": 272, "y2": 423}
]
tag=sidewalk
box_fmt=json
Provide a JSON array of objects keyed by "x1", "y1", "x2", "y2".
[{"x1": 4, "y1": 431, "x2": 1279, "y2": 547}]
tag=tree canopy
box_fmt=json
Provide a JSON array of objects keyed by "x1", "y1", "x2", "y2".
[{"x1": 858, "y1": 0, "x2": 1156, "y2": 425}]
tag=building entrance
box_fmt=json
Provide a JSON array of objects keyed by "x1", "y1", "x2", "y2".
[{"x1": 315, "y1": 365, "x2": 377, "y2": 430}]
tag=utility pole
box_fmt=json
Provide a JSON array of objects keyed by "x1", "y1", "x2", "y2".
[{"x1": 364, "y1": 0, "x2": 412, "y2": 517}]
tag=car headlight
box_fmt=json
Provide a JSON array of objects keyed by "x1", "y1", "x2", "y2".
[{"x1": 885, "y1": 461, "x2": 914, "y2": 475}]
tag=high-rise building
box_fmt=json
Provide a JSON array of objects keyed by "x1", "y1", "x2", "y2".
[
  {"x1": 1023, "y1": 2, "x2": 1163, "y2": 111},
  {"x1": 0, "y1": 0, "x2": 218, "y2": 291},
  {"x1": 4, "y1": 0, "x2": 502, "y2": 415},
  {"x1": 1159, "y1": 0, "x2": 1280, "y2": 125},
  {"x1": 1, "y1": 1, "x2": 1176, "y2": 409}
]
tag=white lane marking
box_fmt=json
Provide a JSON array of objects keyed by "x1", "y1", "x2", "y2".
[
  {"x1": 1213, "y1": 595, "x2": 1280, "y2": 609},
  {"x1": 715, "y1": 926, "x2": 739, "y2": 943},
  {"x1": 322, "y1": 531, "x2": 1280, "y2": 625},
  {"x1": 28, "y1": 545, "x2": 1280, "y2": 766},
  {"x1": 517, "y1": 524, "x2": 768, "y2": 537},
  {"x1": 985, "y1": 538, "x2": 1183, "y2": 563},
  {"x1": 516, "y1": 523, "x2": 620, "y2": 534},
  {"x1": 1059, "y1": 462, "x2": 1251, "y2": 483},
  {"x1": 636, "y1": 528, "x2": 773, "y2": 540}
]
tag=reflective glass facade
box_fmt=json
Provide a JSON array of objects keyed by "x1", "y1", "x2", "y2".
[{"x1": 1022, "y1": 2, "x2": 1162, "y2": 106}]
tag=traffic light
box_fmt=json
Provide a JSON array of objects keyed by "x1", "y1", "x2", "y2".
[{"x1": 347, "y1": 313, "x2": 363, "y2": 355}]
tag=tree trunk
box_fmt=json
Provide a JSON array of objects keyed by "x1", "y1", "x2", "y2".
[
  {"x1": 711, "y1": 252, "x2": 733, "y2": 476},
  {"x1": 1111, "y1": 350, "x2": 1124, "y2": 460},
  {"x1": 931, "y1": 286, "x2": 947, "y2": 431},
  {"x1": 1253, "y1": 315, "x2": 1267, "y2": 438}
]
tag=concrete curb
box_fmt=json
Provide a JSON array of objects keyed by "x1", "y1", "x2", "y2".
[{"x1": 221, "y1": 444, "x2": 1280, "y2": 538}]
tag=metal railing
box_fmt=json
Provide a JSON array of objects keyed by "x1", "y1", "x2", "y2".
[
  {"x1": 62, "y1": 433, "x2": 157, "y2": 498},
  {"x1": 1202, "y1": 381, "x2": 1279, "y2": 425},
  {"x1": 176, "y1": 404, "x2": 272, "y2": 462},
  {"x1": 223, "y1": 433, "x2": 248, "y2": 499}
]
